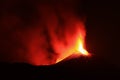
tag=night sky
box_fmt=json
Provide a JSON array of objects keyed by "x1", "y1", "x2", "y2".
[
  {"x1": 0, "y1": 0, "x2": 120, "y2": 79},
  {"x1": 83, "y1": 0, "x2": 120, "y2": 67}
]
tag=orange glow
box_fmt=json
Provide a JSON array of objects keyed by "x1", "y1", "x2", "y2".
[
  {"x1": 75, "y1": 37, "x2": 89, "y2": 56},
  {"x1": 56, "y1": 23, "x2": 90, "y2": 63}
]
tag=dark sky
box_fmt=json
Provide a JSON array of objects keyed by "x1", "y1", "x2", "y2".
[{"x1": 82, "y1": 0, "x2": 120, "y2": 67}]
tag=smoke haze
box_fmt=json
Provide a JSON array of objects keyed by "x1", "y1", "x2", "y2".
[{"x1": 0, "y1": 0, "x2": 86, "y2": 65}]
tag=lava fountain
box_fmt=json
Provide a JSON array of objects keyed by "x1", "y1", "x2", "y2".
[{"x1": 55, "y1": 22, "x2": 90, "y2": 63}]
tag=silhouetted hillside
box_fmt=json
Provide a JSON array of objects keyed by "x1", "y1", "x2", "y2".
[{"x1": 0, "y1": 55, "x2": 120, "y2": 80}]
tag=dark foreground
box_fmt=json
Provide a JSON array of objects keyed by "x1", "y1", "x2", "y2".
[{"x1": 0, "y1": 55, "x2": 120, "y2": 80}]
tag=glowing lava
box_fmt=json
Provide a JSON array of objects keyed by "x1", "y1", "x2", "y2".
[
  {"x1": 75, "y1": 37, "x2": 89, "y2": 56},
  {"x1": 56, "y1": 23, "x2": 90, "y2": 63}
]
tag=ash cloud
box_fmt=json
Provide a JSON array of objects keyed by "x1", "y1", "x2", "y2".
[{"x1": 0, "y1": 0, "x2": 85, "y2": 65}]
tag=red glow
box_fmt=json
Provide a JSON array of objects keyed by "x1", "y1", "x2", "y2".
[
  {"x1": 0, "y1": 0, "x2": 91, "y2": 66},
  {"x1": 55, "y1": 23, "x2": 90, "y2": 63}
]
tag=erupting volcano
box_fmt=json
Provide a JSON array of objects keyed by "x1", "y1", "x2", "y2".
[
  {"x1": 55, "y1": 23, "x2": 90, "y2": 63},
  {"x1": 0, "y1": 0, "x2": 90, "y2": 66}
]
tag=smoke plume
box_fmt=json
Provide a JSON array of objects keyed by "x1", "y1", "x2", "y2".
[{"x1": 0, "y1": 0, "x2": 86, "y2": 65}]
